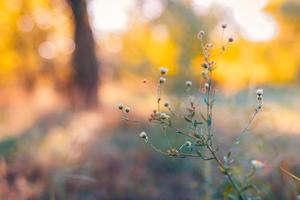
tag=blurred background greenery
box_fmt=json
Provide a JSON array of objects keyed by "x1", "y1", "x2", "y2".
[{"x1": 0, "y1": 0, "x2": 299, "y2": 199}]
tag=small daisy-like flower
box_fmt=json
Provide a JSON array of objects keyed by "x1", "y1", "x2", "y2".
[
  {"x1": 228, "y1": 37, "x2": 234, "y2": 43},
  {"x1": 125, "y1": 107, "x2": 131, "y2": 113},
  {"x1": 143, "y1": 78, "x2": 147, "y2": 83},
  {"x1": 159, "y1": 77, "x2": 166, "y2": 84},
  {"x1": 185, "y1": 81, "x2": 192, "y2": 87},
  {"x1": 185, "y1": 141, "x2": 192, "y2": 148},
  {"x1": 251, "y1": 160, "x2": 265, "y2": 169},
  {"x1": 222, "y1": 24, "x2": 227, "y2": 29},
  {"x1": 159, "y1": 67, "x2": 168, "y2": 75},
  {"x1": 139, "y1": 131, "x2": 148, "y2": 142},
  {"x1": 118, "y1": 103, "x2": 124, "y2": 110}
]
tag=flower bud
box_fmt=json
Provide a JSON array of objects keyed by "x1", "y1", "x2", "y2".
[
  {"x1": 118, "y1": 103, "x2": 124, "y2": 110},
  {"x1": 125, "y1": 107, "x2": 131, "y2": 113}
]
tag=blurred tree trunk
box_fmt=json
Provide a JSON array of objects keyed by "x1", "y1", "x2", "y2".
[{"x1": 68, "y1": 0, "x2": 99, "y2": 108}]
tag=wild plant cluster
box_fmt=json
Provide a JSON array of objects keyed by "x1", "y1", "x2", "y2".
[{"x1": 118, "y1": 25, "x2": 264, "y2": 200}]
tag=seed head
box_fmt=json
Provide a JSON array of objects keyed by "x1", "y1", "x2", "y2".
[
  {"x1": 143, "y1": 78, "x2": 147, "y2": 83},
  {"x1": 167, "y1": 148, "x2": 179, "y2": 156},
  {"x1": 197, "y1": 30, "x2": 205, "y2": 38},
  {"x1": 159, "y1": 67, "x2": 168, "y2": 75},
  {"x1": 125, "y1": 107, "x2": 131, "y2": 113},
  {"x1": 139, "y1": 131, "x2": 148, "y2": 142},
  {"x1": 202, "y1": 63, "x2": 209, "y2": 69},
  {"x1": 201, "y1": 71, "x2": 208, "y2": 79},
  {"x1": 204, "y1": 83, "x2": 209, "y2": 89},
  {"x1": 160, "y1": 112, "x2": 170, "y2": 120},
  {"x1": 257, "y1": 96, "x2": 263, "y2": 101},
  {"x1": 185, "y1": 81, "x2": 192, "y2": 87},
  {"x1": 159, "y1": 77, "x2": 166, "y2": 84},
  {"x1": 118, "y1": 103, "x2": 124, "y2": 110},
  {"x1": 222, "y1": 24, "x2": 227, "y2": 29},
  {"x1": 256, "y1": 89, "x2": 264, "y2": 109},
  {"x1": 164, "y1": 102, "x2": 170, "y2": 107},
  {"x1": 206, "y1": 43, "x2": 213, "y2": 48},
  {"x1": 256, "y1": 89, "x2": 263, "y2": 96},
  {"x1": 228, "y1": 37, "x2": 234, "y2": 43}
]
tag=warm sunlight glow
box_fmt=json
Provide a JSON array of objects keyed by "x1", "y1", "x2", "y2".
[
  {"x1": 88, "y1": 0, "x2": 134, "y2": 32},
  {"x1": 192, "y1": 0, "x2": 278, "y2": 41}
]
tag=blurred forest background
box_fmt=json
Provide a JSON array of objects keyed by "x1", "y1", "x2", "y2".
[{"x1": 0, "y1": 0, "x2": 299, "y2": 199}]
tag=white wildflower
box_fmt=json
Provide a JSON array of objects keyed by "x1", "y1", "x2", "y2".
[{"x1": 251, "y1": 160, "x2": 264, "y2": 169}]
